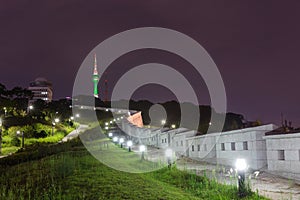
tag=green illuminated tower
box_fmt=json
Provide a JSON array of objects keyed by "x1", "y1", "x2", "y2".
[{"x1": 92, "y1": 53, "x2": 99, "y2": 98}]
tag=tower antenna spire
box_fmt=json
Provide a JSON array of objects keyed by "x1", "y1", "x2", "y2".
[
  {"x1": 92, "y1": 53, "x2": 100, "y2": 98},
  {"x1": 93, "y1": 53, "x2": 98, "y2": 75}
]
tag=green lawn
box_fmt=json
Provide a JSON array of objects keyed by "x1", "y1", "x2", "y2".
[{"x1": 0, "y1": 138, "x2": 268, "y2": 200}]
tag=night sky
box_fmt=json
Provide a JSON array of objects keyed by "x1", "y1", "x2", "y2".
[{"x1": 1, "y1": 1, "x2": 300, "y2": 126}]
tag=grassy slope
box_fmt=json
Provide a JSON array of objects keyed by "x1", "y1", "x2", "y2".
[{"x1": 0, "y1": 141, "x2": 267, "y2": 200}]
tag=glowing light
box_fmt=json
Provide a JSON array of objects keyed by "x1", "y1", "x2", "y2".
[
  {"x1": 113, "y1": 136, "x2": 118, "y2": 142},
  {"x1": 236, "y1": 159, "x2": 247, "y2": 171},
  {"x1": 127, "y1": 140, "x2": 133, "y2": 147},
  {"x1": 139, "y1": 145, "x2": 146, "y2": 152},
  {"x1": 171, "y1": 124, "x2": 176, "y2": 129},
  {"x1": 165, "y1": 148, "x2": 173, "y2": 158},
  {"x1": 108, "y1": 132, "x2": 113, "y2": 137}
]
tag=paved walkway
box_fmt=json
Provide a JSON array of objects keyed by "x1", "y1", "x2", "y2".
[
  {"x1": 61, "y1": 124, "x2": 89, "y2": 142},
  {"x1": 139, "y1": 145, "x2": 300, "y2": 200}
]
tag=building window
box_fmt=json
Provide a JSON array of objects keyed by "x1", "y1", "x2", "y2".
[
  {"x1": 278, "y1": 150, "x2": 285, "y2": 160},
  {"x1": 243, "y1": 141, "x2": 248, "y2": 150},
  {"x1": 181, "y1": 141, "x2": 183, "y2": 146},
  {"x1": 197, "y1": 145, "x2": 200, "y2": 151},
  {"x1": 204, "y1": 144, "x2": 207, "y2": 151},
  {"x1": 162, "y1": 139, "x2": 164, "y2": 143},
  {"x1": 165, "y1": 138, "x2": 167, "y2": 143},
  {"x1": 176, "y1": 141, "x2": 178, "y2": 146},
  {"x1": 221, "y1": 143, "x2": 225, "y2": 151},
  {"x1": 231, "y1": 142, "x2": 236, "y2": 151},
  {"x1": 192, "y1": 145, "x2": 194, "y2": 151}
]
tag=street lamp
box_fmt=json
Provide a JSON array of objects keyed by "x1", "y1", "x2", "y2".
[
  {"x1": 139, "y1": 145, "x2": 146, "y2": 160},
  {"x1": 165, "y1": 148, "x2": 173, "y2": 168},
  {"x1": 236, "y1": 158, "x2": 247, "y2": 197},
  {"x1": 108, "y1": 132, "x2": 113, "y2": 138},
  {"x1": 161, "y1": 120, "x2": 166, "y2": 125},
  {"x1": 52, "y1": 118, "x2": 60, "y2": 136},
  {"x1": 119, "y1": 138, "x2": 124, "y2": 148},
  {"x1": 0, "y1": 118, "x2": 2, "y2": 154},
  {"x1": 127, "y1": 140, "x2": 133, "y2": 152},
  {"x1": 16, "y1": 130, "x2": 25, "y2": 149},
  {"x1": 3, "y1": 107, "x2": 7, "y2": 116},
  {"x1": 113, "y1": 136, "x2": 118, "y2": 143},
  {"x1": 54, "y1": 118, "x2": 60, "y2": 123},
  {"x1": 171, "y1": 124, "x2": 176, "y2": 129},
  {"x1": 75, "y1": 113, "x2": 80, "y2": 118}
]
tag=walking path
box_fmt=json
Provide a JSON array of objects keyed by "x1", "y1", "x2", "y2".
[
  {"x1": 61, "y1": 124, "x2": 89, "y2": 142},
  {"x1": 139, "y1": 145, "x2": 300, "y2": 200}
]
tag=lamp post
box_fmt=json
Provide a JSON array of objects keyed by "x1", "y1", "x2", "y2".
[
  {"x1": 17, "y1": 130, "x2": 24, "y2": 149},
  {"x1": 0, "y1": 119, "x2": 2, "y2": 154},
  {"x1": 236, "y1": 158, "x2": 247, "y2": 197},
  {"x1": 139, "y1": 145, "x2": 146, "y2": 160},
  {"x1": 113, "y1": 136, "x2": 118, "y2": 143},
  {"x1": 52, "y1": 118, "x2": 59, "y2": 136},
  {"x1": 127, "y1": 140, "x2": 133, "y2": 152},
  {"x1": 3, "y1": 107, "x2": 7, "y2": 116},
  {"x1": 119, "y1": 138, "x2": 124, "y2": 148},
  {"x1": 165, "y1": 148, "x2": 173, "y2": 168}
]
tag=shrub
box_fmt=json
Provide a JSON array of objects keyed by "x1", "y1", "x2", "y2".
[
  {"x1": 21, "y1": 125, "x2": 35, "y2": 138},
  {"x1": 7, "y1": 126, "x2": 22, "y2": 137},
  {"x1": 10, "y1": 136, "x2": 21, "y2": 147},
  {"x1": 32, "y1": 130, "x2": 48, "y2": 139}
]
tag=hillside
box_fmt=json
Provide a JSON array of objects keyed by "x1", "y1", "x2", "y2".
[{"x1": 0, "y1": 134, "x2": 266, "y2": 200}]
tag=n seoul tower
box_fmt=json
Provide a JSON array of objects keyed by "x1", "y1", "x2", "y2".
[{"x1": 92, "y1": 53, "x2": 99, "y2": 98}]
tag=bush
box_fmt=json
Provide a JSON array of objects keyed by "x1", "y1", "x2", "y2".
[
  {"x1": 32, "y1": 130, "x2": 47, "y2": 139},
  {"x1": 10, "y1": 136, "x2": 21, "y2": 147},
  {"x1": 7, "y1": 126, "x2": 22, "y2": 137},
  {"x1": 33, "y1": 123, "x2": 51, "y2": 136},
  {"x1": 21, "y1": 125, "x2": 35, "y2": 138}
]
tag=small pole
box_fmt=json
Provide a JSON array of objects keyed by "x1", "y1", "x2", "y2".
[
  {"x1": 238, "y1": 171, "x2": 246, "y2": 197},
  {"x1": 52, "y1": 124, "x2": 54, "y2": 136},
  {"x1": 141, "y1": 151, "x2": 144, "y2": 160},
  {"x1": 0, "y1": 129, "x2": 2, "y2": 154},
  {"x1": 21, "y1": 132, "x2": 25, "y2": 149}
]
